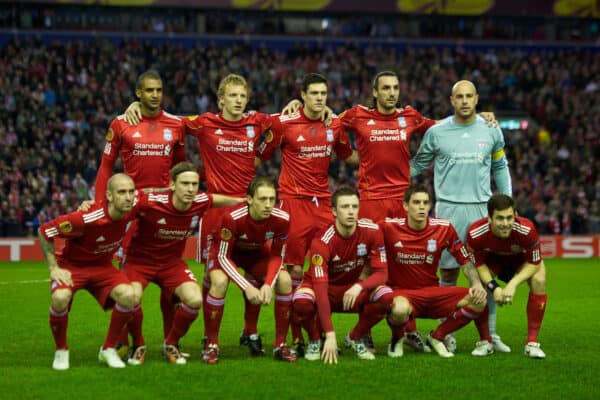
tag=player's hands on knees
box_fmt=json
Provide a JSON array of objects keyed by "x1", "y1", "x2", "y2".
[
  {"x1": 322, "y1": 333, "x2": 338, "y2": 364},
  {"x1": 125, "y1": 101, "x2": 142, "y2": 125},
  {"x1": 480, "y1": 112, "x2": 498, "y2": 127},
  {"x1": 50, "y1": 266, "x2": 73, "y2": 286},
  {"x1": 281, "y1": 99, "x2": 302, "y2": 115},
  {"x1": 469, "y1": 283, "x2": 487, "y2": 305},
  {"x1": 244, "y1": 285, "x2": 262, "y2": 305},
  {"x1": 259, "y1": 284, "x2": 273, "y2": 305},
  {"x1": 343, "y1": 283, "x2": 363, "y2": 311},
  {"x1": 77, "y1": 200, "x2": 95, "y2": 212}
]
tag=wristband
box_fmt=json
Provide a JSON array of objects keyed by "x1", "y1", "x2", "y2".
[{"x1": 486, "y1": 280, "x2": 500, "y2": 292}]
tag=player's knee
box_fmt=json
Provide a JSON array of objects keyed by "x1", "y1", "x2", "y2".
[
  {"x1": 113, "y1": 284, "x2": 135, "y2": 308},
  {"x1": 390, "y1": 296, "x2": 411, "y2": 321},
  {"x1": 51, "y1": 289, "x2": 72, "y2": 311},
  {"x1": 286, "y1": 264, "x2": 303, "y2": 279},
  {"x1": 178, "y1": 283, "x2": 203, "y2": 309},
  {"x1": 530, "y1": 269, "x2": 546, "y2": 293},
  {"x1": 275, "y1": 270, "x2": 292, "y2": 293},
  {"x1": 210, "y1": 272, "x2": 229, "y2": 296}
]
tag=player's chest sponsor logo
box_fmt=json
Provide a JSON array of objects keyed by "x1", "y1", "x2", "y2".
[
  {"x1": 397, "y1": 116, "x2": 407, "y2": 128},
  {"x1": 427, "y1": 239, "x2": 437, "y2": 252},
  {"x1": 369, "y1": 127, "x2": 406, "y2": 141},
  {"x1": 357, "y1": 243, "x2": 367, "y2": 256},
  {"x1": 163, "y1": 128, "x2": 173, "y2": 141}
]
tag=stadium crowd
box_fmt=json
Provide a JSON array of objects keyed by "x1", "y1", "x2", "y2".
[{"x1": 0, "y1": 35, "x2": 598, "y2": 237}]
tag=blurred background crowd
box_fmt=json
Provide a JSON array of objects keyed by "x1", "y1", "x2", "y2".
[{"x1": 0, "y1": 3, "x2": 598, "y2": 237}]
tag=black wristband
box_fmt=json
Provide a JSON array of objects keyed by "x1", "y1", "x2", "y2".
[{"x1": 486, "y1": 280, "x2": 500, "y2": 292}]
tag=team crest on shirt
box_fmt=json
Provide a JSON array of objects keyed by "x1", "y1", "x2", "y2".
[
  {"x1": 163, "y1": 128, "x2": 173, "y2": 141},
  {"x1": 427, "y1": 239, "x2": 437, "y2": 252},
  {"x1": 190, "y1": 216, "x2": 199, "y2": 228},
  {"x1": 311, "y1": 254, "x2": 323, "y2": 266},
  {"x1": 246, "y1": 126, "x2": 255, "y2": 138},
  {"x1": 105, "y1": 129, "x2": 114, "y2": 141},
  {"x1": 397, "y1": 117, "x2": 407, "y2": 128},
  {"x1": 326, "y1": 129, "x2": 334, "y2": 142},
  {"x1": 220, "y1": 228, "x2": 232, "y2": 240},
  {"x1": 265, "y1": 231, "x2": 274, "y2": 240},
  {"x1": 59, "y1": 221, "x2": 72, "y2": 233},
  {"x1": 357, "y1": 243, "x2": 367, "y2": 256}
]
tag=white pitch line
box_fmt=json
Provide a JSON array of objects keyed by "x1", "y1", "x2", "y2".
[{"x1": 0, "y1": 279, "x2": 50, "y2": 285}]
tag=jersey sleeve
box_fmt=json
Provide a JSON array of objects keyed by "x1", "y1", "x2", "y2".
[
  {"x1": 95, "y1": 119, "x2": 123, "y2": 201},
  {"x1": 465, "y1": 229, "x2": 488, "y2": 267},
  {"x1": 410, "y1": 127, "x2": 436, "y2": 177},
  {"x1": 39, "y1": 212, "x2": 85, "y2": 242},
  {"x1": 182, "y1": 115, "x2": 205, "y2": 139},
  {"x1": 446, "y1": 225, "x2": 472, "y2": 266},
  {"x1": 308, "y1": 238, "x2": 335, "y2": 333},
  {"x1": 333, "y1": 121, "x2": 353, "y2": 160},
  {"x1": 407, "y1": 106, "x2": 436, "y2": 134},
  {"x1": 263, "y1": 219, "x2": 289, "y2": 287},
  {"x1": 359, "y1": 228, "x2": 388, "y2": 289},
  {"x1": 257, "y1": 115, "x2": 284, "y2": 161},
  {"x1": 523, "y1": 224, "x2": 542, "y2": 265},
  {"x1": 214, "y1": 214, "x2": 252, "y2": 290},
  {"x1": 491, "y1": 127, "x2": 512, "y2": 195},
  {"x1": 338, "y1": 106, "x2": 356, "y2": 130}
]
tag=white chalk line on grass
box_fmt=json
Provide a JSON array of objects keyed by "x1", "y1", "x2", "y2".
[{"x1": 0, "y1": 279, "x2": 50, "y2": 285}]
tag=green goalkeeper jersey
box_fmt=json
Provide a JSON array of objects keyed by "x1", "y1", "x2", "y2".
[{"x1": 410, "y1": 115, "x2": 512, "y2": 203}]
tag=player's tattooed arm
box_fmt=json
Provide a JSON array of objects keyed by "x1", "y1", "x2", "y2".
[{"x1": 462, "y1": 261, "x2": 486, "y2": 304}]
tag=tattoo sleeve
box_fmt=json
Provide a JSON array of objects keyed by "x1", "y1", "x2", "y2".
[
  {"x1": 37, "y1": 229, "x2": 58, "y2": 269},
  {"x1": 461, "y1": 261, "x2": 481, "y2": 286}
]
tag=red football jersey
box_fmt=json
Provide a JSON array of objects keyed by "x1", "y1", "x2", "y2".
[
  {"x1": 209, "y1": 203, "x2": 290, "y2": 290},
  {"x1": 304, "y1": 219, "x2": 388, "y2": 332},
  {"x1": 380, "y1": 217, "x2": 471, "y2": 289},
  {"x1": 40, "y1": 201, "x2": 134, "y2": 266},
  {"x1": 340, "y1": 105, "x2": 434, "y2": 200},
  {"x1": 257, "y1": 109, "x2": 353, "y2": 198},
  {"x1": 466, "y1": 216, "x2": 542, "y2": 272},
  {"x1": 125, "y1": 191, "x2": 213, "y2": 266},
  {"x1": 95, "y1": 110, "x2": 186, "y2": 200},
  {"x1": 184, "y1": 112, "x2": 271, "y2": 197}
]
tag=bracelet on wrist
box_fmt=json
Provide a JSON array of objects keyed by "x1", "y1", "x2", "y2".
[{"x1": 486, "y1": 280, "x2": 500, "y2": 292}]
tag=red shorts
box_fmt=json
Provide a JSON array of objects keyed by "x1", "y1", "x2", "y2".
[
  {"x1": 392, "y1": 286, "x2": 469, "y2": 319},
  {"x1": 197, "y1": 207, "x2": 229, "y2": 263},
  {"x1": 298, "y1": 281, "x2": 372, "y2": 313},
  {"x1": 207, "y1": 251, "x2": 272, "y2": 285},
  {"x1": 359, "y1": 198, "x2": 406, "y2": 223},
  {"x1": 279, "y1": 197, "x2": 334, "y2": 266},
  {"x1": 122, "y1": 259, "x2": 198, "y2": 299},
  {"x1": 51, "y1": 263, "x2": 131, "y2": 310}
]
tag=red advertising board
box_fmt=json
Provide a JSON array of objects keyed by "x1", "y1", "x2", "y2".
[{"x1": 1, "y1": 236, "x2": 598, "y2": 262}]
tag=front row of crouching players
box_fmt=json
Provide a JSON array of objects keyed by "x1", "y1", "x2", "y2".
[{"x1": 202, "y1": 177, "x2": 297, "y2": 364}]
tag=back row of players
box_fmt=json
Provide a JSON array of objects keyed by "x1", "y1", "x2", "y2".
[{"x1": 38, "y1": 70, "x2": 547, "y2": 369}]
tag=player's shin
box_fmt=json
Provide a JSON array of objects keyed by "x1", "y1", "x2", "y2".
[
  {"x1": 49, "y1": 306, "x2": 69, "y2": 350},
  {"x1": 165, "y1": 303, "x2": 200, "y2": 345},
  {"x1": 103, "y1": 303, "x2": 135, "y2": 350},
  {"x1": 526, "y1": 293, "x2": 547, "y2": 343},
  {"x1": 274, "y1": 292, "x2": 293, "y2": 347},
  {"x1": 432, "y1": 306, "x2": 482, "y2": 341},
  {"x1": 203, "y1": 294, "x2": 225, "y2": 345}
]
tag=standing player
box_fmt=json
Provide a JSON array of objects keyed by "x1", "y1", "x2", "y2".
[
  {"x1": 38, "y1": 173, "x2": 136, "y2": 370},
  {"x1": 257, "y1": 73, "x2": 356, "y2": 352},
  {"x1": 120, "y1": 162, "x2": 242, "y2": 365},
  {"x1": 95, "y1": 70, "x2": 186, "y2": 353},
  {"x1": 291, "y1": 187, "x2": 392, "y2": 364},
  {"x1": 410, "y1": 80, "x2": 512, "y2": 353},
  {"x1": 467, "y1": 194, "x2": 547, "y2": 358},
  {"x1": 379, "y1": 185, "x2": 490, "y2": 358},
  {"x1": 202, "y1": 177, "x2": 296, "y2": 364}
]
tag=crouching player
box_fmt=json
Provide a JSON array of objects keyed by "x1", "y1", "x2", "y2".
[
  {"x1": 202, "y1": 177, "x2": 296, "y2": 364},
  {"x1": 292, "y1": 187, "x2": 392, "y2": 364},
  {"x1": 467, "y1": 194, "x2": 547, "y2": 359},
  {"x1": 38, "y1": 173, "x2": 137, "y2": 370},
  {"x1": 379, "y1": 185, "x2": 491, "y2": 358}
]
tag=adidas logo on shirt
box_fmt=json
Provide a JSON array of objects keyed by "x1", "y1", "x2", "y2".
[
  {"x1": 394, "y1": 241, "x2": 403, "y2": 247},
  {"x1": 367, "y1": 119, "x2": 376, "y2": 125},
  {"x1": 132, "y1": 131, "x2": 142, "y2": 138},
  {"x1": 296, "y1": 135, "x2": 306, "y2": 142},
  {"x1": 462, "y1": 132, "x2": 470, "y2": 138},
  {"x1": 239, "y1": 234, "x2": 248, "y2": 240},
  {"x1": 332, "y1": 255, "x2": 341, "y2": 261},
  {"x1": 157, "y1": 218, "x2": 167, "y2": 225},
  {"x1": 96, "y1": 236, "x2": 106, "y2": 242},
  {"x1": 215, "y1": 129, "x2": 223, "y2": 135}
]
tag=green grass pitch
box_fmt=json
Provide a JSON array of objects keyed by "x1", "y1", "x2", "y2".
[{"x1": 0, "y1": 258, "x2": 598, "y2": 400}]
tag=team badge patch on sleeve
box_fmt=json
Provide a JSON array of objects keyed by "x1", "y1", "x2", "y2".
[
  {"x1": 106, "y1": 129, "x2": 114, "y2": 141},
  {"x1": 59, "y1": 221, "x2": 72, "y2": 233},
  {"x1": 220, "y1": 228, "x2": 232, "y2": 240},
  {"x1": 264, "y1": 131, "x2": 274, "y2": 143},
  {"x1": 311, "y1": 254, "x2": 323, "y2": 266}
]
